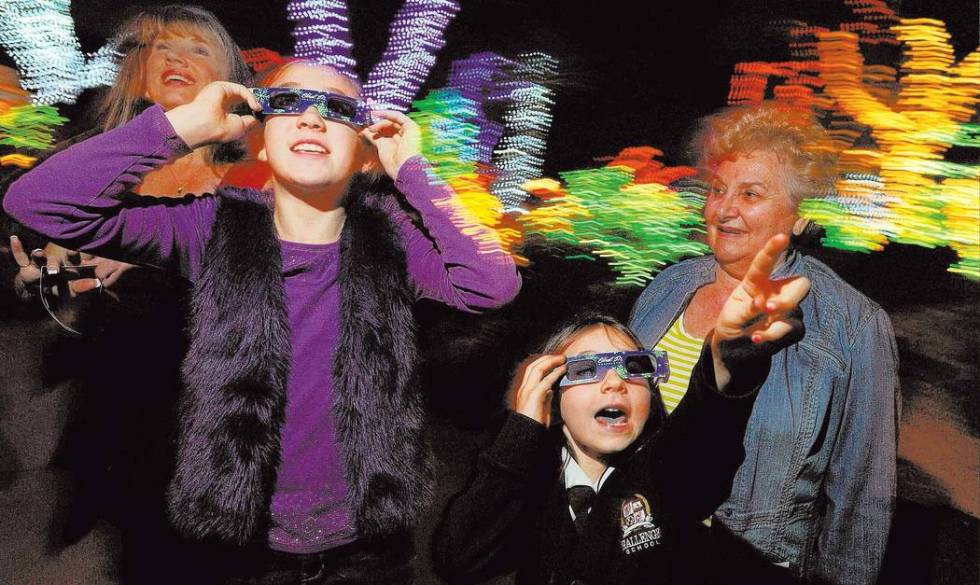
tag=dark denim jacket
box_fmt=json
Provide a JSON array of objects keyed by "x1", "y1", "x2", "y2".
[{"x1": 629, "y1": 251, "x2": 899, "y2": 584}]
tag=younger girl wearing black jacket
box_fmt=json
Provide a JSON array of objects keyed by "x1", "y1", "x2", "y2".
[{"x1": 434, "y1": 234, "x2": 808, "y2": 585}]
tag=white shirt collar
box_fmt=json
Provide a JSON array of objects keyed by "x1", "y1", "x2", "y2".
[{"x1": 561, "y1": 447, "x2": 615, "y2": 492}]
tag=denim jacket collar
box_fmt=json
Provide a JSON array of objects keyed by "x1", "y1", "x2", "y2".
[{"x1": 686, "y1": 248, "x2": 803, "y2": 287}]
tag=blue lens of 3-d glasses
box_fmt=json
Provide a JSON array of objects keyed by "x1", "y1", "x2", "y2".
[
  {"x1": 559, "y1": 349, "x2": 670, "y2": 388},
  {"x1": 251, "y1": 87, "x2": 371, "y2": 127}
]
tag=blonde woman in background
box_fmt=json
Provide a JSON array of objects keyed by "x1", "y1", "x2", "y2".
[{"x1": 10, "y1": 3, "x2": 251, "y2": 301}]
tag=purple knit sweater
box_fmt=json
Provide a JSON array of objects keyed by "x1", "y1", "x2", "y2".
[{"x1": 4, "y1": 106, "x2": 521, "y2": 553}]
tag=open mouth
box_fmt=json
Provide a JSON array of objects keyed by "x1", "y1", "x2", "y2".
[
  {"x1": 162, "y1": 70, "x2": 195, "y2": 86},
  {"x1": 290, "y1": 141, "x2": 329, "y2": 155},
  {"x1": 594, "y1": 407, "x2": 628, "y2": 428}
]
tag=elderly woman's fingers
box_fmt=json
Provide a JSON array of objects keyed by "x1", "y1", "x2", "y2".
[
  {"x1": 749, "y1": 312, "x2": 805, "y2": 346},
  {"x1": 716, "y1": 307, "x2": 805, "y2": 371},
  {"x1": 763, "y1": 276, "x2": 811, "y2": 315},
  {"x1": 742, "y1": 234, "x2": 790, "y2": 297}
]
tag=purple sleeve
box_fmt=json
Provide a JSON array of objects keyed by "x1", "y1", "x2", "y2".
[
  {"x1": 392, "y1": 156, "x2": 521, "y2": 312},
  {"x1": 2, "y1": 105, "x2": 215, "y2": 278}
]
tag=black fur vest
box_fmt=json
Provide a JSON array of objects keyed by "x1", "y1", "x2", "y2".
[{"x1": 167, "y1": 174, "x2": 433, "y2": 545}]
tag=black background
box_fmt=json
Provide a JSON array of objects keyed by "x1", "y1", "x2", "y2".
[
  {"x1": 55, "y1": 0, "x2": 980, "y2": 172},
  {"x1": 1, "y1": 1, "x2": 977, "y2": 583}
]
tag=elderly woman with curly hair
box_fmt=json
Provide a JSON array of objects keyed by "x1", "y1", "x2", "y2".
[{"x1": 629, "y1": 102, "x2": 899, "y2": 585}]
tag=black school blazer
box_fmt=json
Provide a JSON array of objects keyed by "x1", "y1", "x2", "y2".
[{"x1": 433, "y1": 347, "x2": 765, "y2": 585}]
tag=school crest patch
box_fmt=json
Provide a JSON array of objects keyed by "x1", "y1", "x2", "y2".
[{"x1": 619, "y1": 493, "x2": 662, "y2": 555}]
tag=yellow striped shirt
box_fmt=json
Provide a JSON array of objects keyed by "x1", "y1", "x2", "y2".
[{"x1": 653, "y1": 313, "x2": 704, "y2": 414}]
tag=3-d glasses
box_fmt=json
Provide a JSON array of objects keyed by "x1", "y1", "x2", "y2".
[
  {"x1": 251, "y1": 87, "x2": 371, "y2": 127},
  {"x1": 559, "y1": 349, "x2": 670, "y2": 388}
]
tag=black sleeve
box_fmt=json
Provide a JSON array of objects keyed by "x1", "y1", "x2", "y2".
[
  {"x1": 432, "y1": 412, "x2": 557, "y2": 584},
  {"x1": 639, "y1": 341, "x2": 768, "y2": 520}
]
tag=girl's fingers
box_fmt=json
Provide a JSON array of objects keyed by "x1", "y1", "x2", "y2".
[
  {"x1": 218, "y1": 81, "x2": 260, "y2": 111},
  {"x1": 515, "y1": 359, "x2": 536, "y2": 388},
  {"x1": 370, "y1": 110, "x2": 412, "y2": 126},
  {"x1": 244, "y1": 88, "x2": 261, "y2": 112},
  {"x1": 364, "y1": 120, "x2": 399, "y2": 139},
  {"x1": 366, "y1": 118, "x2": 396, "y2": 130},
  {"x1": 238, "y1": 114, "x2": 259, "y2": 134},
  {"x1": 514, "y1": 353, "x2": 559, "y2": 390},
  {"x1": 358, "y1": 129, "x2": 376, "y2": 146},
  {"x1": 519, "y1": 355, "x2": 566, "y2": 393},
  {"x1": 536, "y1": 364, "x2": 567, "y2": 392},
  {"x1": 525, "y1": 354, "x2": 566, "y2": 381}
]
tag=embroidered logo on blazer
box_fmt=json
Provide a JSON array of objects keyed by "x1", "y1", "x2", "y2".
[{"x1": 620, "y1": 493, "x2": 662, "y2": 555}]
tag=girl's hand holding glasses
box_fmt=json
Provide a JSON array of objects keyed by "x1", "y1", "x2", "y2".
[{"x1": 361, "y1": 110, "x2": 422, "y2": 180}]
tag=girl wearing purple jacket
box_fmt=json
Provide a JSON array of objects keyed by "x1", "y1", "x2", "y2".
[{"x1": 4, "y1": 60, "x2": 521, "y2": 584}]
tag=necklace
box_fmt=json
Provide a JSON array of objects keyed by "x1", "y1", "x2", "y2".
[
  {"x1": 160, "y1": 152, "x2": 222, "y2": 196},
  {"x1": 167, "y1": 163, "x2": 186, "y2": 195}
]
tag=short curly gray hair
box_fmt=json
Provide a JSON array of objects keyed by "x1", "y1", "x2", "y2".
[{"x1": 692, "y1": 101, "x2": 838, "y2": 205}]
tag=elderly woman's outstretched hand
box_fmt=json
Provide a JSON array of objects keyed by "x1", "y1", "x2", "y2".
[{"x1": 710, "y1": 234, "x2": 810, "y2": 389}]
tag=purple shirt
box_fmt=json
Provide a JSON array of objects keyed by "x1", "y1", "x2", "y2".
[
  {"x1": 4, "y1": 105, "x2": 521, "y2": 553},
  {"x1": 272, "y1": 239, "x2": 351, "y2": 551}
]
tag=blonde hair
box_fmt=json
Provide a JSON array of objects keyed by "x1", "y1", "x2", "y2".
[
  {"x1": 692, "y1": 102, "x2": 838, "y2": 204},
  {"x1": 256, "y1": 59, "x2": 363, "y2": 97},
  {"x1": 98, "y1": 5, "x2": 250, "y2": 146}
]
